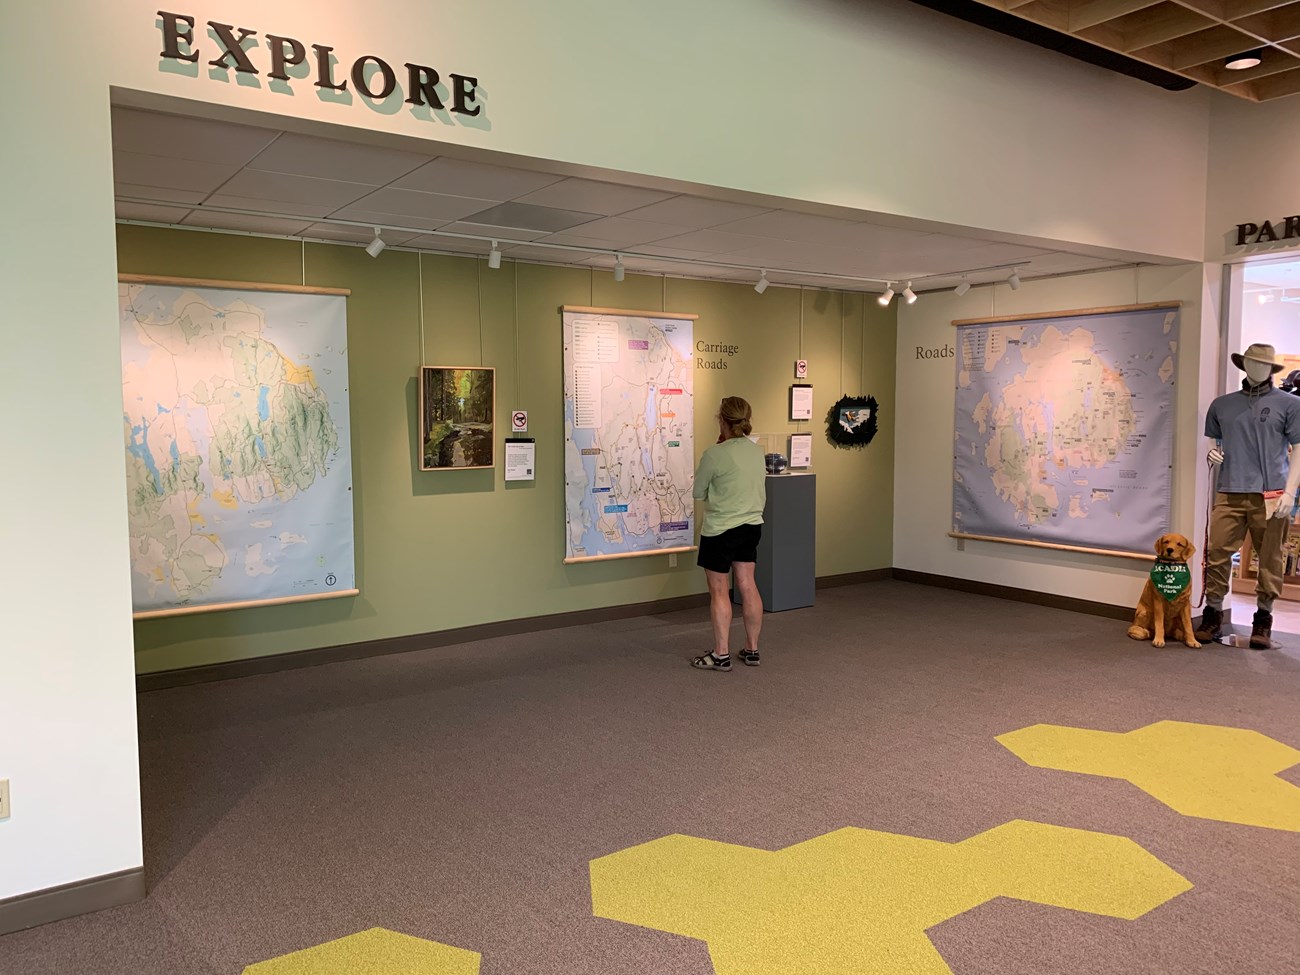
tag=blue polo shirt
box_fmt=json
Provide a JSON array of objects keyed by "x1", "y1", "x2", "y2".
[{"x1": 1205, "y1": 384, "x2": 1300, "y2": 492}]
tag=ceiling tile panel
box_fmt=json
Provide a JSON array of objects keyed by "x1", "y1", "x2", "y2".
[
  {"x1": 633, "y1": 243, "x2": 726, "y2": 259},
  {"x1": 712, "y1": 211, "x2": 876, "y2": 246},
  {"x1": 298, "y1": 223, "x2": 382, "y2": 243},
  {"x1": 645, "y1": 229, "x2": 774, "y2": 254},
  {"x1": 514, "y1": 178, "x2": 676, "y2": 216},
  {"x1": 299, "y1": 224, "x2": 424, "y2": 246},
  {"x1": 392, "y1": 158, "x2": 565, "y2": 200},
  {"x1": 204, "y1": 195, "x2": 338, "y2": 219},
  {"x1": 246, "y1": 133, "x2": 432, "y2": 184},
  {"x1": 216, "y1": 171, "x2": 376, "y2": 209},
  {"x1": 346, "y1": 188, "x2": 499, "y2": 222},
  {"x1": 541, "y1": 217, "x2": 694, "y2": 247},
  {"x1": 438, "y1": 221, "x2": 551, "y2": 241},
  {"x1": 498, "y1": 244, "x2": 578, "y2": 263},
  {"x1": 111, "y1": 107, "x2": 278, "y2": 164},
  {"x1": 399, "y1": 234, "x2": 493, "y2": 256},
  {"x1": 618, "y1": 196, "x2": 774, "y2": 228},
  {"x1": 461, "y1": 202, "x2": 603, "y2": 232},
  {"x1": 115, "y1": 182, "x2": 208, "y2": 206},
  {"x1": 179, "y1": 212, "x2": 313, "y2": 235},
  {"x1": 327, "y1": 206, "x2": 451, "y2": 232},
  {"x1": 112, "y1": 150, "x2": 242, "y2": 194},
  {"x1": 115, "y1": 201, "x2": 193, "y2": 224}
]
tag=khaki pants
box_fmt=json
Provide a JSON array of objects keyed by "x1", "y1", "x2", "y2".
[{"x1": 1204, "y1": 492, "x2": 1290, "y2": 611}]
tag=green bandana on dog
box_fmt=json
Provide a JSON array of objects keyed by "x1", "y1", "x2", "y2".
[{"x1": 1150, "y1": 561, "x2": 1191, "y2": 601}]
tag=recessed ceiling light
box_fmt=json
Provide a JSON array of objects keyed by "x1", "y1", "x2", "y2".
[{"x1": 1225, "y1": 49, "x2": 1263, "y2": 71}]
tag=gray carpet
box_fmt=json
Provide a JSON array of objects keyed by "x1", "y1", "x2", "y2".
[{"x1": 2, "y1": 580, "x2": 1298, "y2": 974}]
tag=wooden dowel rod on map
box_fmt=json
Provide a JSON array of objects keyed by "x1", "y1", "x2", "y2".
[
  {"x1": 564, "y1": 546, "x2": 698, "y2": 564},
  {"x1": 948, "y1": 532, "x2": 1153, "y2": 561},
  {"x1": 951, "y1": 301, "x2": 1179, "y2": 327},
  {"x1": 561, "y1": 305, "x2": 697, "y2": 320},
  {"x1": 119, "y1": 274, "x2": 350, "y2": 296},
  {"x1": 133, "y1": 588, "x2": 359, "y2": 620}
]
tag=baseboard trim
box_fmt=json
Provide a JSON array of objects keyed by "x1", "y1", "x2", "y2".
[
  {"x1": 137, "y1": 592, "x2": 712, "y2": 691},
  {"x1": 138, "y1": 568, "x2": 1136, "y2": 690},
  {"x1": 890, "y1": 568, "x2": 1132, "y2": 620},
  {"x1": 816, "y1": 568, "x2": 892, "y2": 589},
  {"x1": 139, "y1": 570, "x2": 903, "y2": 690},
  {"x1": 0, "y1": 868, "x2": 145, "y2": 936}
]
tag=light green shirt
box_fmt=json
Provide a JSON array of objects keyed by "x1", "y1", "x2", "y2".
[{"x1": 693, "y1": 436, "x2": 767, "y2": 536}]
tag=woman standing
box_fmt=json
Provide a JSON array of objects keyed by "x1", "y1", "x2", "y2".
[{"x1": 691, "y1": 396, "x2": 767, "y2": 672}]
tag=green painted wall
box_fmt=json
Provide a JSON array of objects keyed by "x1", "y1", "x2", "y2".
[{"x1": 117, "y1": 225, "x2": 896, "y2": 673}]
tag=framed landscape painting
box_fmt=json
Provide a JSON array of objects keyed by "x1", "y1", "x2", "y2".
[{"x1": 419, "y1": 366, "x2": 495, "y2": 470}]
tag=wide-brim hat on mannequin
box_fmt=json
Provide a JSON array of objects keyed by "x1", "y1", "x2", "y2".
[{"x1": 1231, "y1": 342, "x2": 1285, "y2": 374}]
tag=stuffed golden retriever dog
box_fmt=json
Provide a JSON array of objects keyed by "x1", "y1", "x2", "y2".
[{"x1": 1127, "y1": 533, "x2": 1200, "y2": 649}]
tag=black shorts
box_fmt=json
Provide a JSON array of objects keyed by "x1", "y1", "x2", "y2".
[{"x1": 697, "y1": 523, "x2": 762, "y2": 573}]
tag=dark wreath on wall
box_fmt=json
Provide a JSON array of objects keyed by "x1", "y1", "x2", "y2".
[{"x1": 825, "y1": 394, "x2": 879, "y2": 449}]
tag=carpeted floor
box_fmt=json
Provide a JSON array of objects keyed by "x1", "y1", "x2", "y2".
[{"x1": 2, "y1": 580, "x2": 1298, "y2": 974}]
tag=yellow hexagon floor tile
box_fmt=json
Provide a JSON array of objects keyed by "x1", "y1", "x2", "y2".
[
  {"x1": 998, "y1": 720, "x2": 1300, "y2": 831},
  {"x1": 590, "y1": 820, "x2": 1190, "y2": 975},
  {"x1": 242, "y1": 928, "x2": 480, "y2": 975}
]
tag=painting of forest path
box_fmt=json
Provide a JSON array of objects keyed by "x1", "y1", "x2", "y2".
[{"x1": 420, "y1": 367, "x2": 495, "y2": 470}]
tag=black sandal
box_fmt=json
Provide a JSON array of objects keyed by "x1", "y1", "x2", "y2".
[{"x1": 691, "y1": 651, "x2": 731, "y2": 672}]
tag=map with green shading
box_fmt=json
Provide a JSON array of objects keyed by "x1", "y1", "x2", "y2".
[
  {"x1": 952, "y1": 307, "x2": 1177, "y2": 554},
  {"x1": 120, "y1": 282, "x2": 354, "y2": 613}
]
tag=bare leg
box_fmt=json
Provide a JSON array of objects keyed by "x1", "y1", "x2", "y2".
[
  {"x1": 705, "y1": 569, "x2": 733, "y2": 655},
  {"x1": 732, "y1": 561, "x2": 763, "y2": 652}
]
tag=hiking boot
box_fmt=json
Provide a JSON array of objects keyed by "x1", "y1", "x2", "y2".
[
  {"x1": 1250, "y1": 610, "x2": 1273, "y2": 650},
  {"x1": 1193, "y1": 606, "x2": 1223, "y2": 643}
]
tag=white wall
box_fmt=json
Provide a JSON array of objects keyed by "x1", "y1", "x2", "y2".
[
  {"x1": 1241, "y1": 294, "x2": 1300, "y2": 357},
  {"x1": 109, "y1": 0, "x2": 1206, "y2": 259},
  {"x1": 1207, "y1": 93, "x2": 1300, "y2": 261},
  {"x1": 0, "y1": 30, "x2": 143, "y2": 897},
  {"x1": 0, "y1": 0, "x2": 1226, "y2": 907},
  {"x1": 894, "y1": 265, "x2": 1218, "y2": 608}
]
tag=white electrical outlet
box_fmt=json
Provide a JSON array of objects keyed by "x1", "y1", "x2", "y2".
[
  {"x1": 669, "y1": 553, "x2": 678, "y2": 567},
  {"x1": 0, "y1": 779, "x2": 9, "y2": 820}
]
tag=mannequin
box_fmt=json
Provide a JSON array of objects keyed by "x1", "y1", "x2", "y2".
[{"x1": 1197, "y1": 343, "x2": 1300, "y2": 648}]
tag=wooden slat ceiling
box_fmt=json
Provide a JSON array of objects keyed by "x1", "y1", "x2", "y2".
[{"x1": 974, "y1": 1, "x2": 1300, "y2": 100}]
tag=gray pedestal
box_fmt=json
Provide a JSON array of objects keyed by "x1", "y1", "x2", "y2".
[{"x1": 734, "y1": 472, "x2": 816, "y2": 612}]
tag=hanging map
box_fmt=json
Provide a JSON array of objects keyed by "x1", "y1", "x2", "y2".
[
  {"x1": 952, "y1": 304, "x2": 1178, "y2": 555},
  {"x1": 562, "y1": 307, "x2": 696, "y2": 563},
  {"x1": 120, "y1": 277, "x2": 356, "y2": 616}
]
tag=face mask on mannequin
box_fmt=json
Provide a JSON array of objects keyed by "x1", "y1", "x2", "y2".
[{"x1": 1245, "y1": 359, "x2": 1274, "y2": 385}]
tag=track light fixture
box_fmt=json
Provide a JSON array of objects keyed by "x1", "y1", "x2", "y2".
[
  {"x1": 365, "y1": 228, "x2": 386, "y2": 258},
  {"x1": 954, "y1": 279, "x2": 971, "y2": 297},
  {"x1": 614, "y1": 255, "x2": 625, "y2": 282},
  {"x1": 1007, "y1": 268, "x2": 1021, "y2": 291},
  {"x1": 1225, "y1": 49, "x2": 1263, "y2": 71},
  {"x1": 902, "y1": 282, "x2": 917, "y2": 305},
  {"x1": 877, "y1": 284, "x2": 895, "y2": 306},
  {"x1": 754, "y1": 269, "x2": 770, "y2": 294},
  {"x1": 487, "y1": 241, "x2": 502, "y2": 269}
]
